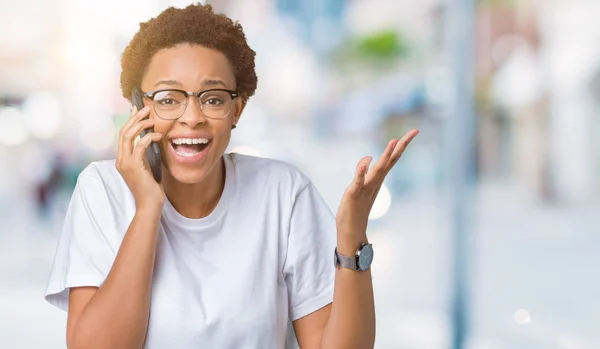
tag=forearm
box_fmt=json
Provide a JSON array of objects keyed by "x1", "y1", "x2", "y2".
[
  {"x1": 69, "y1": 208, "x2": 162, "y2": 349},
  {"x1": 321, "y1": 233, "x2": 376, "y2": 349}
]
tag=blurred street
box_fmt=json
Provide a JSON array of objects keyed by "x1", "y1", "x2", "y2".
[{"x1": 2, "y1": 0, "x2": 600, "y2": 348}]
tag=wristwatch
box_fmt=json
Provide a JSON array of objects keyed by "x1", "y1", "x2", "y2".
[{"x1": 333, "y1": 243, "x2": 374, "y2": 271}]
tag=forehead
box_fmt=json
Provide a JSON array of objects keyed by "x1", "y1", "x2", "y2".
[{"x1": 141, "y1": 43, "x2": 236, "y2": 90}]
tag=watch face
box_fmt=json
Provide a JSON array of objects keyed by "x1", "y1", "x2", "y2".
[{"x1": 358, "y1": 244, "x2": 374, "y2": 271}]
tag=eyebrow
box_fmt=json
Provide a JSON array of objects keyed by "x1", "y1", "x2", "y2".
[
  {"x1": 153, "y1": 79, "x2": 228, "y2": 89},
  {"x1": 201, "y1": 79, "x2": 227, "y2": 88}
]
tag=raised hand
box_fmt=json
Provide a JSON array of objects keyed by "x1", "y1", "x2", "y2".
[
  {"x1": 336, "y1": 129, "x2": 419, "y2": 242},
  {"x1": 116, "y1": 105, "x2": 165, "y2": 212}
]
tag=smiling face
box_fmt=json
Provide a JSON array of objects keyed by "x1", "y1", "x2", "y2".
[{"x1": 141, "y1": 43, "x2": 244, "y2": 184}]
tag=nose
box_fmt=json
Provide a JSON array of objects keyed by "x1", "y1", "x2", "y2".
[{"x1": 177, "y1": 97, "x2": 207, "y2": 128}]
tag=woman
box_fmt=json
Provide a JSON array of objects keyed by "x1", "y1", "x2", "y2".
[{"x1": 44, "y1": 4, "x2": 418, "y2": 349}]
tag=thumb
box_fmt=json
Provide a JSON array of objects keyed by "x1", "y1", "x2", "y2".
[{"x1": 347, "y1": 156, "x2": 372, "y2": 197}]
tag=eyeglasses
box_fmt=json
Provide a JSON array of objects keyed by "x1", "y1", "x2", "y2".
[{"x1": 142, "y1": 88, "x2": 239, "y2": 120}]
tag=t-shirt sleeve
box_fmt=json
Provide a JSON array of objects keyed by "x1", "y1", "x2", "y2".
[
  {"x1": 283, "y1": 179, "x2": 337, "y2": 321},
  {"x1": 44, "y1": 169, "x2": 121, "y2": 312}
]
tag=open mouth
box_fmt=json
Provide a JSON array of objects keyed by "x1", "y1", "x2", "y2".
[{"x1": 170, "y1": 137, "x2": 211, "y2": 157}]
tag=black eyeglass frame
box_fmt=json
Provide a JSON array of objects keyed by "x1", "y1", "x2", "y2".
[{"x1": 141, "y1": 88, "x2": 240, "y2": 120}]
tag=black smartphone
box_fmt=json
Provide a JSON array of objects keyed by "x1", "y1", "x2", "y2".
[{"x1": 131, "y1": 87, "x2": 162, "y2": 183}]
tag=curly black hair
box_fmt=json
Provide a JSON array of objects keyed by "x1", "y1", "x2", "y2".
[{"x1": 120, "y1": 3, "x2": 257, "y2": 102}]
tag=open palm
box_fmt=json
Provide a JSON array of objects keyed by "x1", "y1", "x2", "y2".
[{"x1": 336, "y1": 129, "x2": 419, "y2": 237}]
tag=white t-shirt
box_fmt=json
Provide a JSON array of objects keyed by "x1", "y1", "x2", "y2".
[{"x1": 44, "y1": 153, "x2": 337, "y2": 349}]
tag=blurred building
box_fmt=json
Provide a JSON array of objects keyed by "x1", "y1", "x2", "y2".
[
  {"x1": 474, "y1": 0, "x2": 600, "y2": 203},
  {"x1": 2, "y1": 1, "x2": 600, "y2": 349}
]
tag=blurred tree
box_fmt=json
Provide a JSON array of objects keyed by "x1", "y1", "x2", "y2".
[
  {"x1": 355, "y1": 29, "x2": 408, "y2": 62},
  {"x1": 328, "y1": 29, "x2": 411, "y2": 72},
  {"x1": 477, "y1": 0, "x2": 517, "y2": 6}
]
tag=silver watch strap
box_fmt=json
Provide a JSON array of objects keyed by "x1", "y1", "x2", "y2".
[{"x1": 334, "y1": 248, "x2": 358, "y2": 270}]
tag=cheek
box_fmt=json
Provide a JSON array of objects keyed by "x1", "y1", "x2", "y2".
[
  {"x1": 151, "y1": 119, "x2": 174, "y2": 154},
  {"x1": 213, "y1": 125, "x2": 232, "y2": 150},
  {"x1": 151, "y1": 117, "x2": 174, "y2": 135}
]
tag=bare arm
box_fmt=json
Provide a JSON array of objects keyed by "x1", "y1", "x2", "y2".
[
  {"x1": 67, "y1": 208, "x2": 162, "y2": 349},
  {"x1": 295, "y1": 131, "x2": 419, "y2": 349},
  {"x1": 294, "y1": 236, "x2": 375, "y2": 349},
  {"x1": 319, "y1": 237, "x2": 376, "y2": 349},
  {"x1": 67, "y1": 104, "x2": 165, "y2": 349}
]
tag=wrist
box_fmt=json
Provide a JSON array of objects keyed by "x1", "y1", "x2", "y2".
[
  {"x1": 135, "y1": 204, "x2": 163, "y2": 219},
  {"x1": 337, "y1": 234, "x2": 369, "y2": 256}
]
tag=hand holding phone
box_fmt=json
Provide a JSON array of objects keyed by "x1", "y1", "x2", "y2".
[
  {"x1": 131, "y1": 87, "x2": 162, "y2": 183},
  {"x1": 115, "y1": 90, "x2": 165, "y2": 211}
]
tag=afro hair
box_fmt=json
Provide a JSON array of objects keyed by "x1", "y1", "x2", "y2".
[{"x1": 120, "y1": 3, "x2": 257, "y2": 102}]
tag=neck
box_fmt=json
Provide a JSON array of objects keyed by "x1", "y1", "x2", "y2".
[{"x1": 162, "y1": 156, "x2": 226, "y2": 219}]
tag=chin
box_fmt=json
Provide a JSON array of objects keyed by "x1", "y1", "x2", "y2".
[
  {"x1": 160, "y1": 140, "x2": 223, "y2": 184},
  {"x1": 164, "y1": 164, "x2": 212, "y2": 184}
]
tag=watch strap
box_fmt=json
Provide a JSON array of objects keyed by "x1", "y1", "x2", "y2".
[{"x1": 334, "y1": 247, "x2": 359, "y2": 270}]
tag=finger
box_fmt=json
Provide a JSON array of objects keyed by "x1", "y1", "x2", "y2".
[
  {"x1": 119, "y1": 105, "x2": 146, "y2": 138},
  {"x1": 131, "y1": 104, "x2": 151, "y2": 121},
  {"x1": 119, "y1": 105, "x2": 151, "y2": 145},
  {"x1": 132, "y1": 133, "x2": 163, "y2": 162},
  {"x1": 124, "y1": 118, "x2": 156, "y2": 146},
  {"x1": 389, "y1": 129, "x2": 419, "y2": 166},
  {"x1": 121, "y1": 117, "x2": 155, "y2": 157},
  {"x1": 365, "y1": 139, "x2": 398, "y2": 185},
  {"x1": 347, "y1": 156, "x2": 372, "y2": 197},
  {"x1": 365, "y1": 129, "x2": 420, "y2": 185},
  {"x1": 119, "y1": 105, "x2": 146, "y2": 157},
  {"x1": 117, "y1": 105, "x2": 139, "y2": 162}
]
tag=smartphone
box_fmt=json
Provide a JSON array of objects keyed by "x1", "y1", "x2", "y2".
[{"x1": 131, "y1": 87, "x2": 162, "y2": 183}]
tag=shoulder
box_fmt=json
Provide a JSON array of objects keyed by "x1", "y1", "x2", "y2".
[
  {"x1": 227, "y1": 152, "x2": 311, "y2": 195},
  {"x1": 74, "y1": 159, "x2": 130, "y2": 199},
  {"x1": 68, "y1": 160, "x2": 136, "y2": 226},
  {"x1": 75, "y1": 160, "x2": 118, "y2": 185}
]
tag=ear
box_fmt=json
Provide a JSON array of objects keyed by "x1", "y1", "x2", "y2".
[{"x1": 232, "y1": 97, "x2": 247, "y2": 126}]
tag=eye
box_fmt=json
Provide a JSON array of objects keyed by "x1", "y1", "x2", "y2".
[
  {"x1": 157, "y1": 98, "x2": 179, "y2": 106},
  {"x1": 153, "y1": 90, "x2": 185, "y2": 107},
  {"x1": 203, "y1": 97, "x2": 224, "y2": 106}
]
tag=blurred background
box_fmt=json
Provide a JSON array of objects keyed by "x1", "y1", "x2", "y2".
[{"x1": 1, "y1": 0, "x2": 599, "y2": 348}]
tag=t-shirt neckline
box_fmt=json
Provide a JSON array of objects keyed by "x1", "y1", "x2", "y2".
[{"x1": 162, "y1": 153, "x2": 235, "y2": 227}]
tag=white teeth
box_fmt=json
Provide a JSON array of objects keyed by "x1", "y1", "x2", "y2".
[
  {"x1": 175, "y1": 149, "x2": 201, "y2": 157},
  {"x1": 171, "y1": 138, "x2": 209, "y2": 145},
  {"x1": 171, "y1": 137, "x2": 210, "y2": 157}
]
